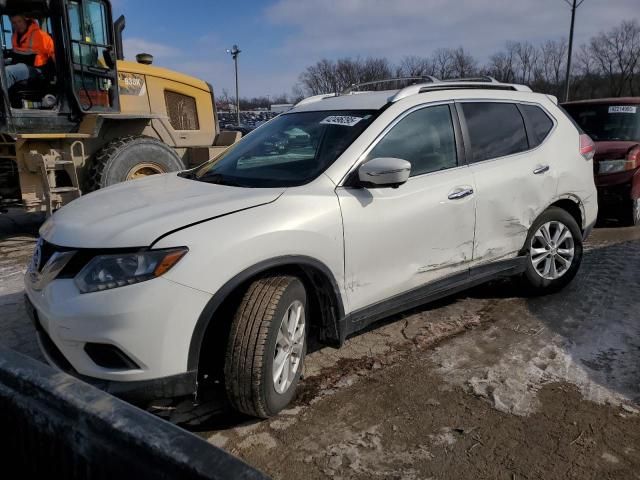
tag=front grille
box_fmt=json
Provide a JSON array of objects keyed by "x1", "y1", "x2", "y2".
[
  {"x1": 38, "y1": 241, "x2": 138, "y2": 279},
  {"x1": 165, "y1": 91, "x2": 200, "y2": 131},
  {"x1": 39, "y1": 240, "x2": 60, "y2": 272}
]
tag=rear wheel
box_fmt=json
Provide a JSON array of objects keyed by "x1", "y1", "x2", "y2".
[
  {"x1": 86, "y1": 136, "x2": 184, "y2": 192},
  {"x1": 522, "y1": 207, "x2": 583, "y2": 294},
  {"x1": 224, "y1": 276, "x2": 307, "y2": 418},
  {"x1": 630, "y1": 198, "x2": 640, "y2": 226}
]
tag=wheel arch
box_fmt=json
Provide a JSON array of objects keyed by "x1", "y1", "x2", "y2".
[
  {"x1": 188, "y1": 256, "x2": 346, "y2": 376},
  {"x1": 548, "y1": 194, "x2": 585, "y2": 231}
]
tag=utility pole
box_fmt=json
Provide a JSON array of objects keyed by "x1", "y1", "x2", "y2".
[
  {"x1": 226, "y1": 45, "x2": 242, "y2": 126},
  {"x1": 563, "y1": 0, "x2": 585, "y2": 102}
]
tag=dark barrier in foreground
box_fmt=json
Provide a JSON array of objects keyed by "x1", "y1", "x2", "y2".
[{"x1": 0, "y1": 346, "x2": 269, "y2": 479}]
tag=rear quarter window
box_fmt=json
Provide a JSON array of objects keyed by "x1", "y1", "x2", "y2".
[{"x1": 520, "y1": 104, "x2": 554, "y2": 147}]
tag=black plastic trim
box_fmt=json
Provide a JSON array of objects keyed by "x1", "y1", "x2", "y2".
[
  {"x1": 187, "y1": 255, "x2": 345, "y2": 371},
  {"x1": 343, "y1": 256, "x2": 527, "y2": 336}
]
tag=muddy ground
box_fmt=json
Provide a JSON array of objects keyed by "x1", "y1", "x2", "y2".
[{"x1": 1, "y1": 218, "x2": 640, "y2": 479}]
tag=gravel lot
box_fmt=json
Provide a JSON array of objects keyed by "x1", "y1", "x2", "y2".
[{"x1": 1, "y1": 217, "x2": 639, "y2": 479}]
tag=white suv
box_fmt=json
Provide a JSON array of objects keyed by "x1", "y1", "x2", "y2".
[{"x1": 24, "y1": 79, "x2": 597, "y2": 418}]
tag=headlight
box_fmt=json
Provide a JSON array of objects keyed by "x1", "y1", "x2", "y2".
[
  {"x1": 598, "y1": 160, "x2": 630, "y2": 174},
  {"x1": 75, "y1": 248, "x2": 188, "y2": 294}
]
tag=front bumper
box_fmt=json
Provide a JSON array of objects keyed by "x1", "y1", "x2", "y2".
[
  {"x1": 595, "y1": 168, "x2": 640, "y2": 208},
  {"x1": 24, "y1": 275, "x2": 212, "y2": 400}
]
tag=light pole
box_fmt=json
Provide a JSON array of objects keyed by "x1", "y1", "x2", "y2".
[
  {"x1": 226, "y1": 44, "x2": 241, "y2": 126},
  {"x1": 563, "y1": 0, "x2": 585, "y2": 102}
]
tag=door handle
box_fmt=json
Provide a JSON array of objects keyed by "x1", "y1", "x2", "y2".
[
  {"x1": 448, "y1": 187, "x2": 474, "y2": 200},
  {"x1": 533, "y1": 165, "x2": 550, "y2": 175}
]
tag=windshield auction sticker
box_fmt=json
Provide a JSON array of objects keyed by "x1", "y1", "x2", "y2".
[
  {"x1": 320, "y1": 115, "x2": 363, "y2": 126},
  {"x1": 608, "y1": 106, "x2": 637, "y2": 114}
]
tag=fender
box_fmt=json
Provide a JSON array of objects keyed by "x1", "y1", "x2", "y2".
[{"x1": 187, "y1": 255, "x2": 346, "y2": 371}]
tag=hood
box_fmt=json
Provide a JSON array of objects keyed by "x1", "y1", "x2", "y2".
[
  {"x1": 594, "y1": 141, "x2": 640, "y2": 161},
  {"x1": 41, "y1": 174, "x2": 285, "y2": 248}
]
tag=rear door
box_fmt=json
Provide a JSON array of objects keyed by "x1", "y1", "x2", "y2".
[{"x1": 458, "y1": 101, "x2": 558, "y2": 265}]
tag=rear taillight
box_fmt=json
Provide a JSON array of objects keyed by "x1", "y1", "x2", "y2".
[{"x1": 580, "y1": 134, "x2": 595, "y2": 161}]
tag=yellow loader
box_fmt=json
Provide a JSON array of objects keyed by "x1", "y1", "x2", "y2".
[{"x1": 0, "y1": 0, "x2": 239, "y2": 215}]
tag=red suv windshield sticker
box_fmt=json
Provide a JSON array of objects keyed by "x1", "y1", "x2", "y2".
[{"x1": 608, "y1": 106, "x2": 637, "y2": 114}]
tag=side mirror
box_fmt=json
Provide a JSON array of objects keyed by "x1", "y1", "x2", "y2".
[{"x1": 357, "y1": 157, "x2": 411, "y2": 188}]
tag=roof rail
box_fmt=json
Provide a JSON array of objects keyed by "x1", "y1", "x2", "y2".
[
  {"x1": 389, "y1": 80, "x2": 532, "y2": 103},
  {"x1": 342, "y1": 76, "x2": 440, "y2": 94},
  {"x1": 440, "y1": 76, "x2": 499, "y2": 83}
]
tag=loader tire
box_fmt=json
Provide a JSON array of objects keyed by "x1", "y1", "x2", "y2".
[{"x1": 86, "y1": 136, "x2": 185, "y2": 191}]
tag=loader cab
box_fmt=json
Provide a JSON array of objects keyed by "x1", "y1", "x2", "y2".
[{"x1": 0, "y1": 0, "x2": 119, "y2": 132}]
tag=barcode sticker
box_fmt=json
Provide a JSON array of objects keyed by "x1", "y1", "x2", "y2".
[
  {"x1": 608, "y1": 106, "x2": 637, "y2": 114},
  {"x1": 320, "y1": 116, "x2": 363, "y2": 127}
]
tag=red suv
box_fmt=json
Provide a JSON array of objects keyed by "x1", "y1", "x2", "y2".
[{"x1": 563, "y1": 98, "x2": 640, "y2": 225}]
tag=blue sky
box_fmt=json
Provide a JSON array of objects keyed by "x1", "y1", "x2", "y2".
[{"x1": 113, "y1": 0, "x2": 638, "y2": 99}]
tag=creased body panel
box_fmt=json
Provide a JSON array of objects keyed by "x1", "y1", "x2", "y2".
[{"x1": 156, "y1": 175, "x2": 347, "y2": 311}]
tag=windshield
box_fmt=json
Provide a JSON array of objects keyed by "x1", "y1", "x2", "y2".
[
  {"x1": 563, "y1": 104, "x2": 640, "y2": 142},
  {"x1": 193, "y1": 110, "x2": 378, "y2": 187}
]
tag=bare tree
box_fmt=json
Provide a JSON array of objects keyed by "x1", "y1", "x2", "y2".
[
  {"x1": 294, "y1": 19, "x2": 640, "y2": 100},
  {"x1": 396, "y1": 55, "x2": 433, "y2": 77},
  {"x1": 431, "y1": 48, "x2": 455, "y2": 79},
  {"x1": 450, "y1": 47, "x2": 477, "y2": 78},
  {"x1": 586, "y1": 20, "x2": 640, "y2": 96},
  {"x1": 513, "y1": 41, "x2": 539, "y2": 84},
  {"x1": 298, "y1": 58, "x2": 340, "y2": 95}
]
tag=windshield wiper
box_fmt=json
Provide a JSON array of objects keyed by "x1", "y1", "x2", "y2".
[
  {"x1": 198, "y1": 173, "x2": 247, "y2": 187},
  {"x1": 178, "y1": 170, "x2": 197, "y2": 179}
]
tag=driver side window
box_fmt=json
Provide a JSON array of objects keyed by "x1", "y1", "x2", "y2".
[{"x1": 366, "y1": 105, "x2": 458, "y2": 177}]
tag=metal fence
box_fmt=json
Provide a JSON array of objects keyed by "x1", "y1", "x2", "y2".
[{"x1": 0, "y1": 346, "x2": 269, "y2": 479}]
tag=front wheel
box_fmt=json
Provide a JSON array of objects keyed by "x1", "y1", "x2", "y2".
[
  {"x1": 522, "y1": 207, "x2": 583, "y2": 294},
  {"x1": 224, "y1": 276, "x2": 307, "y2": 418}
]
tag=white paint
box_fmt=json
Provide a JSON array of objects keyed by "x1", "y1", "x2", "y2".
[{"x1": 25, "y1": 86, "x2": 597, "y2": 400}]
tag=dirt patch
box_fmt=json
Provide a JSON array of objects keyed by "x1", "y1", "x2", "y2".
[{"x1": 227, "y1": 352, "x2": 640, "y2": 480}]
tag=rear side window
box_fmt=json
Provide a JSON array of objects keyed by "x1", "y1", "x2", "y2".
[
  {"x1": 366, "y1": 105, "x2": 458, "y2": 177},
  {"x1": 520, "y1": 104, "x2": 554, "y2": 147},
  {"x1": 461, "y1": 102, "x2": 529, "y2": 163}
]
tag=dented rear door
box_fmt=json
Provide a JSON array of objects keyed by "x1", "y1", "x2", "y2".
[{"x1": 457, "y1": 101, "x2": 559, "y2": 266}]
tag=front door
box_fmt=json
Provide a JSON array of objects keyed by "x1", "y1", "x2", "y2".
[
  {"x1": 337, "y1": 103, "x2": 476, "y2": 313},
  {"x1": 65, "y1": 0, "x2": 118, "y2": 111}
]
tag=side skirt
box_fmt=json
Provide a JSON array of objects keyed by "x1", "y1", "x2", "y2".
[{"x1": 342, "y1": 256, "x2": 527, "y2": 338}]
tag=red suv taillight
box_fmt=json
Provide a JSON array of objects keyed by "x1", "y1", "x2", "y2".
[{"x1": 579, "y1": 134, "x2": 595, "y2": 161}]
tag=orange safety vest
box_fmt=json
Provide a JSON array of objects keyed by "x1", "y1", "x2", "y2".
[{"x1": 12, "y1": 21, "x2": 55, "y2": 67}]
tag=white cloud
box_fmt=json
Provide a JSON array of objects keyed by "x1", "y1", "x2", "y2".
[{"x1": 265, "y1": 0, "x2": 639, "y2": 61}]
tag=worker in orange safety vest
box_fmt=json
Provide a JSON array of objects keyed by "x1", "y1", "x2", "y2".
[{"x1": 6, "y1": 14, "x2": 55, "y2": 90}]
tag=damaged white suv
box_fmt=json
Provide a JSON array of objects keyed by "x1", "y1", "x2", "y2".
[{"x1": 25, "y1": 79, "x2": 597, "y2": 418}]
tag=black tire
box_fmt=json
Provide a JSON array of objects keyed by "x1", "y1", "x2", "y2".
[
  {"x1": 629, "y1": 198, "x2": 640, "y2": 226},
  {"x1": 521, "y1": 207, "x2": 583, "y2": 294},
  {"x1": 86, "y1": 136, "x2": 185, "y2": 192},
  {"x1": 224, "y1": 276, "x2": 307, "y2": 418}
]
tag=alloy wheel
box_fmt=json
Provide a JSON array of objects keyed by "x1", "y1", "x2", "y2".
[
  {"x1": 273, "y1": 300, "x2": 305, "y2": 394},
  {"x1": 530, "y1": 221, "x2": 575, "y2": 280}
]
